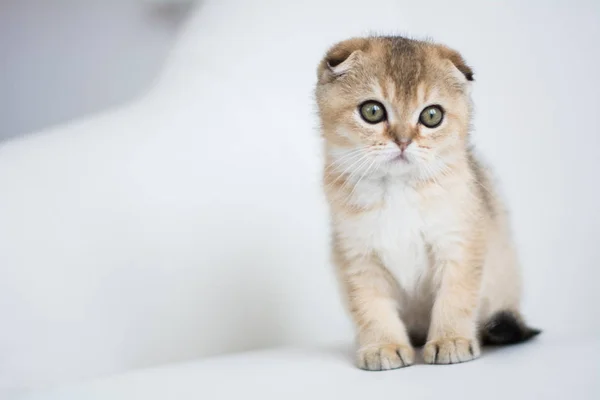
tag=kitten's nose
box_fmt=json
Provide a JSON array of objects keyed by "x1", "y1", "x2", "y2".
[{"x1": 398, "y1": 138, "x2": 412, "y2": 152}]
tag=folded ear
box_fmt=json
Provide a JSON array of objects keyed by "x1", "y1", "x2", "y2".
[
  {"x1": 437, "y1": 45, "x2": 474, "y2": 82},
  {"x1": 317, "y1": 38, "x2": 369, "y2": 84}
]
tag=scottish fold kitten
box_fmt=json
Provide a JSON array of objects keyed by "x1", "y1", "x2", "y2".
[{"x1": 315, "y1": 36, "x2": 539, "y2": 370}]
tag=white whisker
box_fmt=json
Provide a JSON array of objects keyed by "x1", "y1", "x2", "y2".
[
  {"x1": 325, "y1": 147, "x2": 369, "y2": 171},
  {"x1": 339, "y1": 155, "x2": 373, "y2": 192},
  {"x1": 325, "y1": 153, "x2": 370, "y2": 186},
  {"x1": 346, "y1": 157, "x2": 378, "y2": 203},
  {"x1": 325, "y1": 150, "x2": 368, "y2": 176}
]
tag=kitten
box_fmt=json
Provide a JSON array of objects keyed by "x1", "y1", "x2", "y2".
[{"x1": 315, "y1": 36, "x2": 540, "y2": 370}]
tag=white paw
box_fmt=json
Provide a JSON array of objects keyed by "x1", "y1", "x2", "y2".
[
  {"x1": 423, "y1": 337, "x2": 480, "y2": 364},
  {"x1": 357, "y1": 344, "x2": 415, "y2": 371}
]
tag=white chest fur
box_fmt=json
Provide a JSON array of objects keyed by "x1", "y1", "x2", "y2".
[{"x1": 337, "y1": 180, "x2": 431, "y2": 294}]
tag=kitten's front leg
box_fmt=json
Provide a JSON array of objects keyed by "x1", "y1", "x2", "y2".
[
  {"x1": 336, "y1": 252, "x2": 415, "y2": 371},
  {"x1": 424, "y1": 247, "x2": 484, "y2": 365}
]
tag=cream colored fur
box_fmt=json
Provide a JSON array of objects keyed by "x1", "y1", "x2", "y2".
[{"x1": 316, "y1": 36, "x2": 528, "y2": 369}]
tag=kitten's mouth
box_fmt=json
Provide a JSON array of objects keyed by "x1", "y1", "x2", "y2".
[{"x1": 392, "y1": 153, "x2": 410, "y2": 163}]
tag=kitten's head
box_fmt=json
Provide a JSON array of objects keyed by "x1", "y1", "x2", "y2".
[{"x1": 316, "y1": 36, "x2": 473, "y2": 181}]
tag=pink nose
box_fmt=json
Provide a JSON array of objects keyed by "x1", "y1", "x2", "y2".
[{"x1": 399, "y1": 139, "x2": 412, "y2": 152}]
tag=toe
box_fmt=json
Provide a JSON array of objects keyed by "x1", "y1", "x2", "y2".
[
  {"x1": 357, "y1": 344, "x2": 415, "y2": 371},
  {"x1": 423, "y1": 337, "x2": 480, "y2": 365}
]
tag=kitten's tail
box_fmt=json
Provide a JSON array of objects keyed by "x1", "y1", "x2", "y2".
[{"x1": 481, "y1": 310, "x2": 541, "y2": 345}]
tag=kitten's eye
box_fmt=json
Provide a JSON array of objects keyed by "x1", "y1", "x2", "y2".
[
  {"x1": 359, "y1": 101, "x2": 386, "y2": 124},
  {"x1": 419, "y1": 105, "x2": 444, "y2": 128}
]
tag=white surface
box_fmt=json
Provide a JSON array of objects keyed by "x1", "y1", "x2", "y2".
[
  {"x1": 1, "y1": 0, "x2": 600, "y2": 392},
  {"x1": 0, "y1": 2, "x2": 190, "y2": 139},
  {"x1": 16, "y1": 335, "x2": 600, "y2": 399}
]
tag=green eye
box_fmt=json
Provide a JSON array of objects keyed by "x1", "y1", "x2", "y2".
[
  {"x1": 359, "y1": 101, "x2": 386, "y2": 124},
  {"x1": 419, "y1": 105, "x2": 444, "y2": 128}
]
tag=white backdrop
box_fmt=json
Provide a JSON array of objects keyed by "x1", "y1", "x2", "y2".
[
  {"x1": 0, "y1": 1, "x2": 190, "y2": 140},
  {"x1": 1, "y1": 0, "x2": 599, "y2": 391}
]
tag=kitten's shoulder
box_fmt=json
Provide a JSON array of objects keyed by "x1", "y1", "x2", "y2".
[{"x1": 466, "y1": 147, "x2": 503, "y2": 218}]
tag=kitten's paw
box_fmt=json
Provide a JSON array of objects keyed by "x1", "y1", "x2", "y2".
[
  {"x1": 357, "y1": 343, "x2": 415, "y2": 371},
  {"x1": 423, "y1": 337, "x2": 480, "y2": 365}
]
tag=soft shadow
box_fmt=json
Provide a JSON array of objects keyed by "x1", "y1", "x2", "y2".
[{"x1": 146, "y1": 1, "x2": 198, "y2": 30}]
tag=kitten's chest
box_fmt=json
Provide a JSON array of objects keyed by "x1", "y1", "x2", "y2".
[{"x1": 342, "y1": 184, "x2": 432, "y2": 292}]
